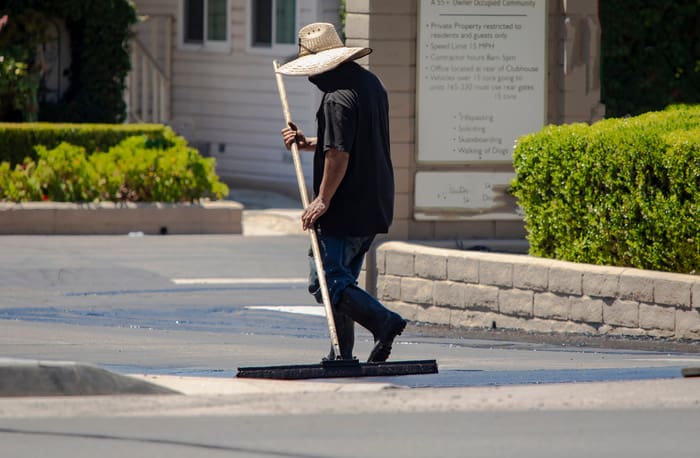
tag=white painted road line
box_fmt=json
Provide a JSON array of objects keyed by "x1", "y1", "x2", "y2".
[
  {"x1": 632, "y1": 358, "x2": 700, "y2": 363},
  {"x1": 246, "y1": 305, "x2": 326, "y2": 317},
  {"x1": 172, "y1": 278, "x2": 307, "y2": 285}
]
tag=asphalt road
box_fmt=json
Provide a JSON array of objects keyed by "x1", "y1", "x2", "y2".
[
  {"x1": 1, "y1": 234, "x2": 698, "y2": 384},
  {"x1": 2, "y1": 234, "x2": 700, "y2": 457},
  {"x1": 2, "y1": 409, "x2": 700, "y2": 458}
]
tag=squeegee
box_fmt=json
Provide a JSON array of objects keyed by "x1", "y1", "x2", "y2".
[{"x1": 235, "y1": 62, "x2": 438, "y2": 380}]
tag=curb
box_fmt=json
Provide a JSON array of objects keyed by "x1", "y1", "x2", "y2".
[
  {"x1": 0, "y1": 358, "x2": 179, "y2": 397},
  {"x1": 0, "y1": 200, "x2": 243, "y2": 235}
]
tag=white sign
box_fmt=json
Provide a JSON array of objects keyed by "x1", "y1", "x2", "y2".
[
  {"x1": 414, "y1": 171, "x2": 520, "y2": 220},
  {"x1": 417, "y1": 0, "x2": 546, "y2": 163}
]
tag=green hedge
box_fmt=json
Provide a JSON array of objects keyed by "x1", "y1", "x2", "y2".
[
  {"x1": 0, "y1": 123, "x2": 173, "y2": 165},
  {"x1": 0, "y1": 134, "x2": 229, "y2": 203},
  {"x1": 511, "y1": 105, "x2": 700, "y2": 274}
]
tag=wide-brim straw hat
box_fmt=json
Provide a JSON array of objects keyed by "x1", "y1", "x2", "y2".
[{"x1": 276, "y1": 22, "x2": 372, "y2": 76}]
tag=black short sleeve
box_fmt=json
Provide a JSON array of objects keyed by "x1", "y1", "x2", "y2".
[{"x1": 322, "y1": 99, "x2": 356, "y2": 154}]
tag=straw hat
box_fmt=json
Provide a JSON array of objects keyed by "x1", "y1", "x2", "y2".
[{"x1": 276, "y1": 23, "x2": 372, "y2": 76}]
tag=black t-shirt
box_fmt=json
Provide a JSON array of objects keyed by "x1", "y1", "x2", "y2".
[{"x1": 309, "y1": 62, "x2": 394, "y2": 236}]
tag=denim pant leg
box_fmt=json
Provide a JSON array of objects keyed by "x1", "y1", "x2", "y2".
[
  {"x1": 307, "y1": 233, "x2": 375, "y2": 359},
  {"x1": 309, "y1": 233, "x2": 402, "y2": 342},
  {"x1": 335, "y1": 236, "x2": 404, "y2": 339},
  {"x1": 307, "y1": 233, "x2": 375, "y2": 305}
]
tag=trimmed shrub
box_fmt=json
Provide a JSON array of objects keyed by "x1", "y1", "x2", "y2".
[
  {"x1": 0, "y1": 158, "x2": 42, "y2": 202},
  {"x1": 0, "y1": 123, "x2": 173, "y2": 165},
  {"x1": 0, "y1": 135, "x2": 229, "y2": 203},
  {"x1": 511, "y1": 105, "x2": 700, "y2": 274},
  {"x1": 33, "y1": 142, "x2": 98, "y2": 201},
  {"x1": 103, "y1": 135, "x2": 229, "y2": 203}
]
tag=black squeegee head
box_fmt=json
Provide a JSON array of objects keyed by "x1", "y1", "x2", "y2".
[{"x1": 236, "y1": 359, "x2": 438, "y2": 380}]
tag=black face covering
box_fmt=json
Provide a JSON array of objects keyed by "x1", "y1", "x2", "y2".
[{"x1": 308, "y1": 62, "x2": 359, "y2": 91}]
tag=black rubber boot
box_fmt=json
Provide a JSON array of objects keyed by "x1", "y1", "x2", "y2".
[
  {"x1": 336, "y1": 286, "x2": 407, "y2": 362},
  {"x1": 367, "y1": 318, "x2": 406, "y2": 363}
]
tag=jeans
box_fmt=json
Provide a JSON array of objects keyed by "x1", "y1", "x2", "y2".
[
  {"x1": 308, "y1": 233, "x2": 375, "y2": 305},
  {"x1": 308, "y1": 231, "x2": 403, "y2": 359}
]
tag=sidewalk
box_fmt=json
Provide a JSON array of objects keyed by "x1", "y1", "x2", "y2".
[
  {"x1": 228, "y1": 188, "x2": 305, "y2": 236},
  {"x1": 1, "y1": 367, "x2": 699, "y2": 417}
]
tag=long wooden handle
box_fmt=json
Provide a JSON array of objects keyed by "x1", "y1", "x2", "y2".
[{"x1": 273, "y1": 60, "x2": 342, "y2": 359}]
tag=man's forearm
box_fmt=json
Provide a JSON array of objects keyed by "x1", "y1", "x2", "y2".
[
  {"x1": 318, "y1": 148, "x2": 349, "y2": 203},
  {"x1": 300, "y1": 148, "x2": 349, "y2": 230}
]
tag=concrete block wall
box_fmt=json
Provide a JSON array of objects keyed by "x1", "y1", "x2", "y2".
[{"x1": 376, "y1": 242, "x2": 700, "y2": 341}]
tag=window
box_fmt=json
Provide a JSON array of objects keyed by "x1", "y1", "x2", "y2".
[
  {"x1": 251, "y1": 0, "x2": 296, "y2": 48},
  {"x1": 183, "y1": 0, "x2": 229, "y2": 50}
]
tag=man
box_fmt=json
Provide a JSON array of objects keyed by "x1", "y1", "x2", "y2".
[{"x1": 278, "y1": 22, "x2": 406, "y2": 363}]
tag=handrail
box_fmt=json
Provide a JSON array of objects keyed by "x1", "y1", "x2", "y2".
[
  {"x1": 125, "y1": 14, "x2": 173, "y2": 124},
  {"x1": 132, "y1": 38, "x2": 169, "y2": 83}
]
